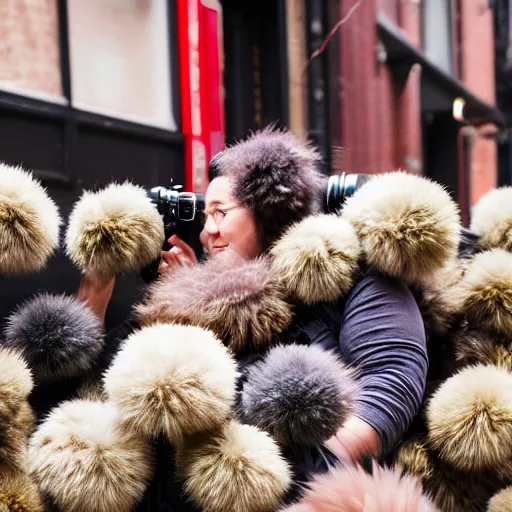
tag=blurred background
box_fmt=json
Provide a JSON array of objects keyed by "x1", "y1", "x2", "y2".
[{"x1": 0, "y1": 0, "x2": 510, "y2": 325}]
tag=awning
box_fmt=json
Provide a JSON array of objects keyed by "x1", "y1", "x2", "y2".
[{"x1": 377, "y1": 11, "x2": 507, "y2": 128}]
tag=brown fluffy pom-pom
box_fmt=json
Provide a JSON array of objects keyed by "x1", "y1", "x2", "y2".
[
  {"x1": 176, "y1": 420, "x2": 291, "y2": 512},
  {"x1": 104, "y1": 323, "x2": 238, "y2": 444},
  {"x1": 471, "y1": 186, "x2": 512, "y2": 252},
  {"x1": 282, "y1": 462, "x2": 438, "y2": 512},
  {"x1": 217, "y1": 126, "x2": 324, "y2": 250},
  {"x1": 270, "y1": 214, "x2": 361, "y2": 305},
  {"x1": 65, "y1": 182, "x2": 164, "y2": 278},
  {"x1": 454, "y1": 328, "x2": 512, "y2": 371},
  {"x1": 0, "y1": 163, "x2": 61, "y2": 275},
  {"x1": 136, "y1": 251, "x2": 293, "y2": 352},
  {"x1": 488, "y1": 486, "x2": 512, "y2": 512},
  {"x1": 445, "y1": 249, "x2": 512, "y2": 334},
  {"x1": 0, "y1": 474, "x2": 44, "y2": 512},
  {"x1": 28, "y1": 399, "x2": 154, "y2": 512},
  {"x1": 341, "y1": 171, "x2": 461, "y2": 285},
  {"x1": 414, "y1": 258, "x2": 466, "y2": 337},
  {"x1": 427, "y1": 364, "x2": 512, "y2": 472},
  {"x1": 394, "y1": 437, "x2": 502, "y2": 512},
  {"x1": 394, "y1": 437, "x2": 435, "y2": 481},
  {"x1": 0, "y1": 349, "x2": 35, "y2": 477}
]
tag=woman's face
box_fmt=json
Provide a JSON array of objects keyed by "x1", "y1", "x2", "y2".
[{"x1": 199, "y1": 177, "x2": 262, "y2": 259}]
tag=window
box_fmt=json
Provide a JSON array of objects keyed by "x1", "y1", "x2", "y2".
[
  {"x1": 0, "y1": 0, "x2": 64, "y2": 101},
  {"x1": 67, "y1": 0, "x2": 176, "y2": 130},
  {"x1": 423, "y1": 0, "x2": 454, "y2": 74}
]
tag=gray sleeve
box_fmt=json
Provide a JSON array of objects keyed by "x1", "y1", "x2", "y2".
[{"x1": 338, "y1": 272, "x2": 428, "y2": 454}]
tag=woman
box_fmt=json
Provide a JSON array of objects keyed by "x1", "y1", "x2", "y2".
[{"x1": 79, "y1": 128, "x2": 428, "y2": 468}]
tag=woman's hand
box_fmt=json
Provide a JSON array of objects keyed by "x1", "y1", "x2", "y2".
[
  {"x1": 76, "y1": 273, "x2": 116, "y2": 325},
  {"x1": 158, "y1": 235, "x2": 198, "y2": 275},
  {"x1": 325, "y1": 415, "x2": 381, "y2": 463}
]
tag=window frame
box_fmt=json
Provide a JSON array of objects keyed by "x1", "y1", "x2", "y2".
[{"x1": 0, "y1": 0, "x2": 182, "y2": 147}]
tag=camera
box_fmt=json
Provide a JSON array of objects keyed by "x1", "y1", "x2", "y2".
[
  {"x1": 140, "y1": 185, "x2": 205, "y2": 283},
  {"x1": 323, "y1": 173, "x2": 374, "y2": 213}
]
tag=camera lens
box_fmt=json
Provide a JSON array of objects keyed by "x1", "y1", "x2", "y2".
[{"x1": 324, "y1": 173, "x2": 374, "y2": 213}]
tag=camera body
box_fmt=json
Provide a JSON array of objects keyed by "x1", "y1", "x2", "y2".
[{"x1": 141, "y1": 185, "x2": 205, "y2": 283}]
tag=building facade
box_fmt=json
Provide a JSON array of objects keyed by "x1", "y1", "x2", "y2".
[
  {"x1": 0, "y1": 0, "x2": 508, "y2": 326},
  {"x1": 294, "y1": 0, "x2": 506, "y2": 226}
]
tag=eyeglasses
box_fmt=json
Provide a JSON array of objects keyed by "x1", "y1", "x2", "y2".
[{"x1": 202, "y1": 204, "x2": 240, "y2": 227}]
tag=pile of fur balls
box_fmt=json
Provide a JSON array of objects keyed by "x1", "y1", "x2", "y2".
[{"x1": 395, "y1": 185, "x2": 512, "y2": 512}]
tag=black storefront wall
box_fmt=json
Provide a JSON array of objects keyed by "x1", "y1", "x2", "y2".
[
  {"x1": 221, "y1": 0, "x2": 289, "y2": 144},
  {"x1": 0, "y1": 0, "x2": 184, "y2": 332}
]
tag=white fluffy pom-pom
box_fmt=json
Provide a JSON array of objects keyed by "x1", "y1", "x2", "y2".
[
  {"x1": 342, "y1": 171, "x2": 461, "y2": 284},
  {"x1": 104, "y1": 323, "x2": 238, "y2": 444},
  {"x1": 65, "y1": 182, "x2": 164, "y2": 277},
  {"x1": 0, "y1": 163, "x2": 61, "y2": 275}
]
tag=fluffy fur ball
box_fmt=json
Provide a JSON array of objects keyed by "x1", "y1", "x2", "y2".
[
  {"x1": 135, "y1": 252, "x2": 293, "y2": 352},
  {"x1": 240, "y1": 344, "x2": 358, "y2": 446},
  {"x1": 0, "y1": 349, "x2": 35, "y2": 477},
  {"x1": 270, "y1": 215, "x2": 361, "y2": 305},
  {"x1": 454, "y1": 329, "x2": 512, "y2": 371},
  {"x1": 65, "y1": 182, "x2": 164, "y2": 278},
  {"x1": 488, "y1": 486, "x2": 512, "y2": 512},
  {"x1": 394, "y1": 435, "x2": 504, "y2": 512},
  {"x1": 445, "y1": 249, "x2": 512, "y2": 334},
  {"x1": 470, "y1": 186, "x2": 512, "y2": 252},
  {"x1": 104, "y1": 323, "x2": 238, "y2": 444},
  {"x1": 0, "y1": 474, "x2": 44, "y2": 512},
  {"x1": 0, "y1": 163, "x2": 61, "y2": 275},
  {"x1": 176, "y1": 420, "x2": 291, "y2": 512},
  {"x1": 28, "y1": 399, "x2": 154, "y2": 512},
  {"x1": 3, "y1": 293, "x2": 104, "y2": 381},
  {"x1": 427, "y1": 364, "x2": 512, "y2": 472},
  {"x1": 341, "y1": 171, "x2": 461, "y2": 284},
  {"x1": 216, "y1": 127, "x2": 324, "y2": 250},
  {"x1": 394, "y1": 437, "x2": 435, "y2": 482},
  {"x1": 282, "y1": 462, "x2": 439, "y2": 512}
]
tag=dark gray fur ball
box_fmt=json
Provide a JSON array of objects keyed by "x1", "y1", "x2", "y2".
[
  {"x1": 3, "y1": 293, "x2": 104, "y2": 380},
  {"x1": 240, "y1": 343, "x2": 359, "y2": 446}
]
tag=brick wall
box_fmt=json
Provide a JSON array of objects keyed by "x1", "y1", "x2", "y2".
[
  {"x1": 334, "y1": 0, "x2": 422, "y2": 175},
  {"x1": 459, "y1": 0, "x2": 498, "y2": 204},
  {"x1": 0, "y1": 0, "x2": 63, "y2": 98},
  {"x1": 331, "y1": 0, "x2": 497, "y2": 205}
]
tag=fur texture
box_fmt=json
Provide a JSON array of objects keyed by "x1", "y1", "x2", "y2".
[
  {"x1": 270, "y1": 215, "x2": 361, "y2": 305},
  {"x1": 413, "y1": 258, "x2": 466, "y2": 338},
  {"x1": 396, "y1": 438, "x2": 503, "y2": 512},
  {"x1": 282, "y1": 462, "x2": 439, "y2": 511},
  {"x1": 65, "y1": 182, "x2": 164, "y2": 278},
  {"x1": 104, "y1": 323, "x2": 238, "y2": 444},
  {"x1": 240, "y1": 344, "x2": 358, "y2": 446},
  {"x1": 176, "y1": 420, "x2": 292, "y2": 512},
  {"x1": 0, "y1": 475, "x2": 44, "y2": 512},
  {"x1": 394, "y1": 437, "x2": 435, "y2": 481},
  {"x1": 454, "y1": 328, "x2": 512, "y2": 371},
  {"x1": 28, "y1": 399, "x2": 154, "y2": 512},
  {"x1": 135, "y1": 252, "x2": 293, "y2": 352},
  {"x1": 341, "y1": 171, "x2": 461, "y2": 285},
  {"x1": 0, "y1": 349, "x2": 35, "y2": 478},
  {"x1": 3, "y1": 293, "x2": 104, "y2": 381},
  {"x1": 0, "y1": 163, "x2": 61, "y2": 275},
  {"x1": 488, "y1": 486, "x2": 512, "y2": 512},
  {"x1": 426, "y1": 364, "x2": 512, "y2": 472},
  {"x1": 216, "y1": 127, "x2": 324, "y2": 250},
  {"x1": 470, "y1": 186, "x2": 512, "y2": 252},
  {"x1": 445, "y1": 249, "x2": 512, "y2": 335}
]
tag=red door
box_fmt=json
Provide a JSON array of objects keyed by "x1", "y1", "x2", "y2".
[{"x1": 176, "y1": 0, "x2": 225, "y2": 193}]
